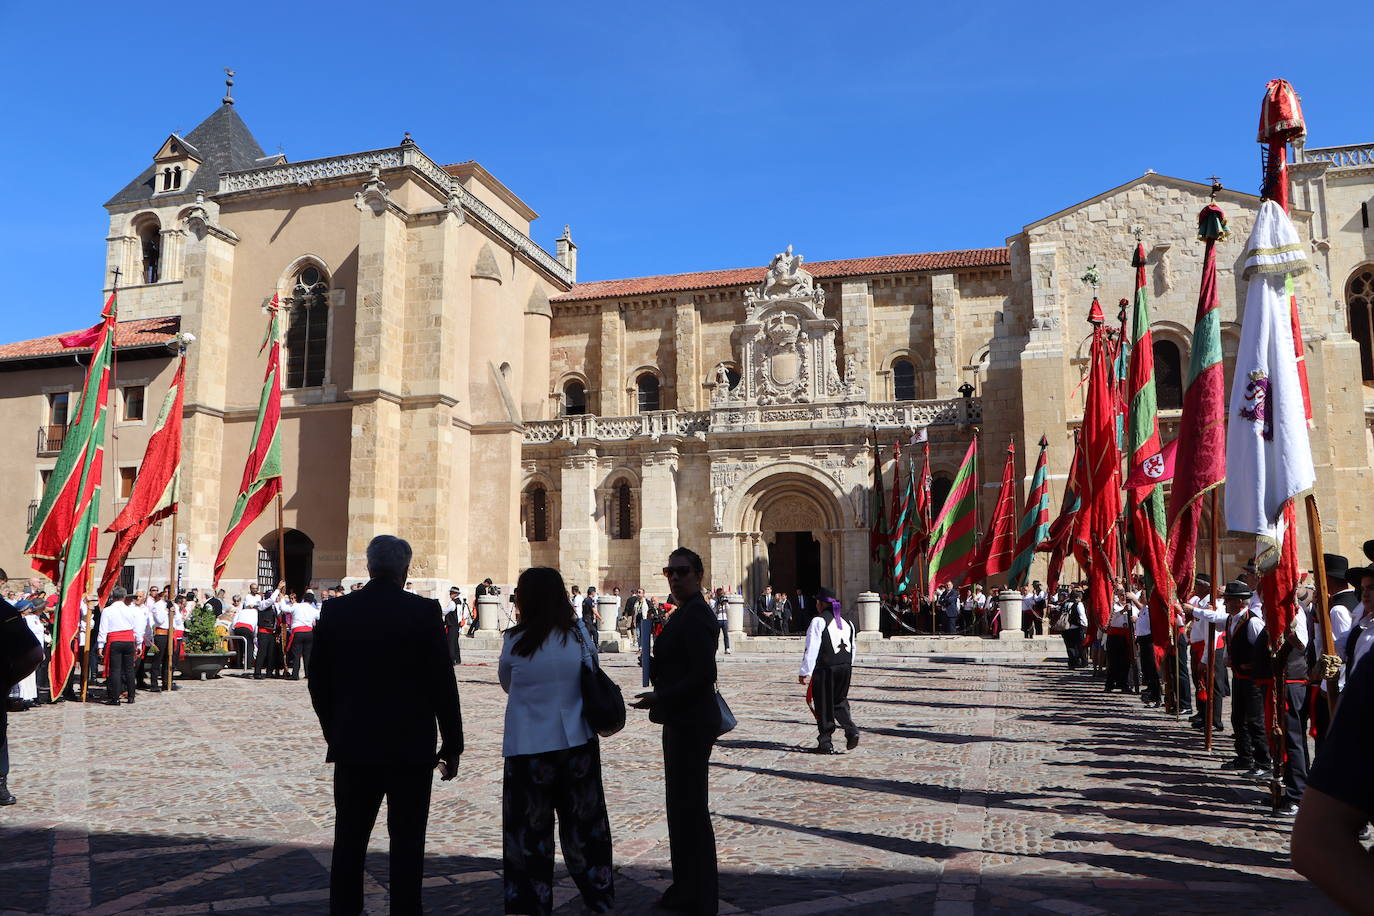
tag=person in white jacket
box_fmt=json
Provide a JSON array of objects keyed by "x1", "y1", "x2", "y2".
[{"x1": 799, "y1": 595, "x2": 860, "y2": 754}]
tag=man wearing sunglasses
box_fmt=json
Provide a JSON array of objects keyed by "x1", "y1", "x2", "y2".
[{"x1": 631, "y1": 548, "x2": 721, "y2": 914}]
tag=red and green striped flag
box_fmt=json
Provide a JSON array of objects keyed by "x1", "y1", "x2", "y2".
[
  {"x1": 1167, "y1": 204, "x2": 1229, "y2": 598},
  {"x1": 1007, "y1": 435, "x2": 1050, "y2": 589},
  {"x1": 97, "y1": 354, "x2": 186, "y2": 602},
  {"x1": 970, "y1": 440, "x2": 1018, "y2": 582},
  {"x1": 213, "y1": 302, "x2": 284, "y2": 587},
  {"x1": 1124, "y1": 242, "x2": 1176, "y2": 640},
  {"x1": 927, "y1": 436, "x2": 979, "y2": 589},
  {"x1": 888, "y1": 442, "x2": 912, "y2": 593},
  {"x1": 26, "y1": 293, "x2": 117, "y2": 695}
]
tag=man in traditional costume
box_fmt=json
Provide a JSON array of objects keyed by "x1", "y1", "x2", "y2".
[{"x1": 798, "y1": 597, "x2": 859, "y2": 754}]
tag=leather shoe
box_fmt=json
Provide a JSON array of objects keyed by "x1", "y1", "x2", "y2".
[
  {"x1": 846, "y1": 733, "x2": 860, "y2": 750},
  {"x1": 0, "y1": 777, "x2": 15, "y2": 806}
]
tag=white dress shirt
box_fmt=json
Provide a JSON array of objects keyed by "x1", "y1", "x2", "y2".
[
  {"x1": 291, "y1": 602, "x2": 321, "y2": 630},
  {"x1": 799, "y1": 615, "x2": 858, "y2": 677},
  {"x1": 232, "y1": 602, "x2": 256, "y2": 628},
  {"x1": 98, "y1": 601, "x2": 146, "y2": 651}
]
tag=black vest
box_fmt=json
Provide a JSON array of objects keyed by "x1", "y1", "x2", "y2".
[
  {"x1": 1229, "y1": 612, "x2": 1263, "y2": 677},
  {"x1": 816, "y1": 619, "x2": 854, "y2": 669}
]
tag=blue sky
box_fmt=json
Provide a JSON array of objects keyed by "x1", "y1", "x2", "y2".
[{"x1": 0, "y1": 1, "x2": 1367, "y2": 342}]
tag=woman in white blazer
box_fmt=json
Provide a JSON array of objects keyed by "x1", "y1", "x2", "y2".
[{"x1": 499, "y1": 567, "x2": 614, "y2": 915}]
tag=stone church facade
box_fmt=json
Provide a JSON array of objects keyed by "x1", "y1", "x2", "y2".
[{"x1": 1, "y1": 92, "x2": 1370, "y2": 610}]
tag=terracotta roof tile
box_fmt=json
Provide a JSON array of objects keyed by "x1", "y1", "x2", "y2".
[
  {"x1": 552, "y1": 248, "x2": 1009, "y2": 302},
  {"x1": 0, "y1": 316, "x2": 181, "y2": 361}
]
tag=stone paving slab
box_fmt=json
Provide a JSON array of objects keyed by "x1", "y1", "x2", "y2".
[{"x1": 0, "y1": 652, "x2": 1333, "y2": 914}]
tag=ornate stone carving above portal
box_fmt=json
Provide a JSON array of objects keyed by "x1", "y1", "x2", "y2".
[
  {"x1": 761, "y1": 495, "x2": 823, "y2": 534},
  {"x1": 736, "y1": 246, "x2": 848, "y2": 407}
]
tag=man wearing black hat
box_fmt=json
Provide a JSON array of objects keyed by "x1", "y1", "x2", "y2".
[
  {"x1": 1223, "y1": 579, "x2": 1271, "y2": 780},
  {"x1": 1345, "y1": 565, "x2": 1374, "y2": 678},
  {"x1": 1315, "y1": 554, "x2": 1359, "y2": 747}
]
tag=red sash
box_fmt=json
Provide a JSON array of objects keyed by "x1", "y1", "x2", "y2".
[
  {"x1": 102, "y1": 629, "x2": 135, "y2": 677},
  {"x1": 287, "y1": 626, "x2": 311, "y2": 652}
]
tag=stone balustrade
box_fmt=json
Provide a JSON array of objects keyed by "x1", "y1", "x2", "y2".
[
  {"x1": 1303, "y1": 143, "x2": 1374, "y2": 170},
  {"x1": 523, "y1": 396, "x2": 981, "y2": 444}
]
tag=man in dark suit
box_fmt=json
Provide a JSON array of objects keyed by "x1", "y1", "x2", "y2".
[
  {"x1": 632, "y1": 548, "x2": 721, "y2": 914},
  {"x1": 308, "y1": 535, "x2": 463, "y2": 916}
]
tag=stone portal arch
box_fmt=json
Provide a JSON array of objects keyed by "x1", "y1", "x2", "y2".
[{"x1": 715, "y1": 463, "x2": 855, "y2": 619}]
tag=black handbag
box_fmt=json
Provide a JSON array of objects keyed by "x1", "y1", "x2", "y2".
[{"x1": 572, "y1": 622, "x2": 626, "y2": 737}]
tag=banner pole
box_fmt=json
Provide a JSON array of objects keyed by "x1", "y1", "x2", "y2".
[
  {"x1": 1204, "y1": 490, "x2": 1220, "y2": 752},
  {"x1": 1303, "y1": 494, "x2": 1338, "y2": 713}
]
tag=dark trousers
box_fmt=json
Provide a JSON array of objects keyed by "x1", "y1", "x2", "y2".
[
  {"x1": 1061, "y1": 628, "x2": 1084, "y2": 668},
  {"x1": 444, "y1": 619, "x2": 462, "y2": 665},
  {"x1": 812, "y1": 664, "x2": 858, "y2": 749},
  {"x1": 662, "y1": 725, "x2": 718, "y2": 915},
  {"x1": 107, "y1": 641, "x2": 137, "y2": 701},
  {"x1": 1104, "y1": 634, "x2": 1134, "y2": 690},
  {"x1": 1196, "y1": 657, "x2": 1227, "y2": 728},
  {"x1": 232, "y1": 626, "x2": 255, "y2": 669},
  {"x1": 1165, "y1": 637, "x2": 1193, "y2": 711},
  {"x1": 1231, "y1": 676, "x2": 1271, "y2": 768},
  {"x1": 718, "y1": 619, "x2": 730, "y2": 652},
  {"x1": 1314, "y1": 688, "x2": 1332, "y2": 750},
  {"x1": 502, "y1": 740, "x2": 614, "y2": 915},
  {"x1": 1136, "y1": 635, "x2": 1161, "y2": 699},
  {"x1": 940, "y1": 614, "x2": 958, "y2": 635},
  {"x1": 1280, "y1": 682, "x2": 1311, "y2": 804},
  {"x1": 149, "y1": 634, "x2": 174, "y2": 689},
  {"x1": 288, "y1": 631, "x2": 313, "y2": 678},
  {"x1": 330, "y1": 761, "x2": 433, "y2": 916},
  {"x1": 254, "y1": 631, "x2": 276, "y2": 676}
]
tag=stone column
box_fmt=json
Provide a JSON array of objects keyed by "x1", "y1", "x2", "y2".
[
  {"x1": 558, "y1": 448, "x2": 601, "y2": 590},
  {"x1": 476, "y1": 594, "x2": 502, "y2": 636},
  {"x1": 672, "y1": 296, "x2": 699, "y2": 410},
  {"x1": 998, "y1": 591, "x2": 1024, "y2": 639},
  {"x1": 345, "y1": 194, "x2": 409, "y2": 575},
  {"x1": 637, "y1": 445, "x2": 680, "y2": 589},
  {"x1": 725, "y1": 593, "x2": 745, "y2": 640},
  {"x1": 930, "y1": 272, "x2": 962, "y2": 396},
  {"x1": 857, "y1": 592, "x2": 881, "y2": 635},
  {"x1": 839, "y1": 279, "x2": 871, "y2": 391},
  {"x1": 177, "y1": 225, "x2": 237, "y2": 586},
  {"x1": 597, "y1": 594, "x2": 619, "y2": 646},
  {"x1": 596, "y1": 303, "x2": 622, "y2": 416}
]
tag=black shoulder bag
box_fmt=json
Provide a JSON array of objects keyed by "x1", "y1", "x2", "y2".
[{"x1": 571, "y1": 622, "x2": 626, "y2": 737}]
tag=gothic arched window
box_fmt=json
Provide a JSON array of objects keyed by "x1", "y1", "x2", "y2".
[
  {"x1": 892, "y1": 358, "x2": 916, "y2": 401},
  {"x1": 611, "y1": 481, "x2": 633, "y2": 539},
  {"x1": 162, "y1": 168, "x2": 173, "y2": 191},
  {"x1": 1153, "y1": 339, "x2": 1184, "y2": 410},
  {"x1": 527, "y1": 486, "x2": 549, "y2": 542},
  {"x1": 563, "y1": 380, "x2": 587, "y2": 416},
  {"x1": 285, "y1": 264, "x2": 330, "y2": 389},
  {"x1": 1348, "y1": 267, "x2": 1374, "y2": 381},
  {"x1": 137, "y1": 219, "x2": 161, "y2": 284},
  {"x1": 636, "y1": 373, "x2": 660, "y2": 413},
  {"x1": 172, "y1": 166, "x2": 182, "y2": 190}
]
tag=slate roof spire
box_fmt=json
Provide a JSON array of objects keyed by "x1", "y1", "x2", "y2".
[{"x1": 106, "y1": 78, "x2": 274, "y2": 207}]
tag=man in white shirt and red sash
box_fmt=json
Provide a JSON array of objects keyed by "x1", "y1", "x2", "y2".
[
  {"x1": 98, "y1": 588, "x2": 144, "y2": 705},
  {"x1": 287, "y1": 593, "x2": 320, "y2": 680}
]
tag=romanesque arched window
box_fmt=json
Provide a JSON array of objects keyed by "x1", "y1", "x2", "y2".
[
  {"x1": 1347, "y1": 266, "x2": 1374, "y2": 381},
  {"x1": 611, "y1": 481, "x2": 633, "y2": 540},
  {"x1": 285, "y1": 264, "x2": 330, "y2": 389},
  {"x1": 892, "y1": 358, "x2": 916, "y2": 401},
  {"x1": 563, "y1": 380, "x2": 587, "y2": 415},
  {"x1": 526, "y1": 486, "x2": 549, "y2": 542},
  {"x1": 1153, "y1": 339, "x2": 1183, "y2": 410},
  {"x1": 162, "y1": 168, "x2": 174, "y2": 191},
  {"x1": 172, "y1": 166, "x2": 182, "y2": 190},
  {"x1": 930, "y1": 475, "x2": 953, "y2": 519},
  {"x1": 636, "y1": 373, "x2": 660, "y2": 413},
  {"x1": 137, "y1": 218, "x2": 161, "y2": 284}
]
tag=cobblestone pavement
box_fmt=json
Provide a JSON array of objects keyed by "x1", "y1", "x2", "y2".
[{"x1": 0, "y1": 650, "x2": 1330, "y2": 915}]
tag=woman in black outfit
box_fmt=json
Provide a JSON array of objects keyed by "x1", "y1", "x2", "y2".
[{"x1": 632, "y1": 547, "x2": 721, "y2": 914}]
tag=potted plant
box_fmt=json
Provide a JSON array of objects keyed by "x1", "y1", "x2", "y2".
[{"x1": 177, "y1": 603, "x2": 234, "y2": 680}]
